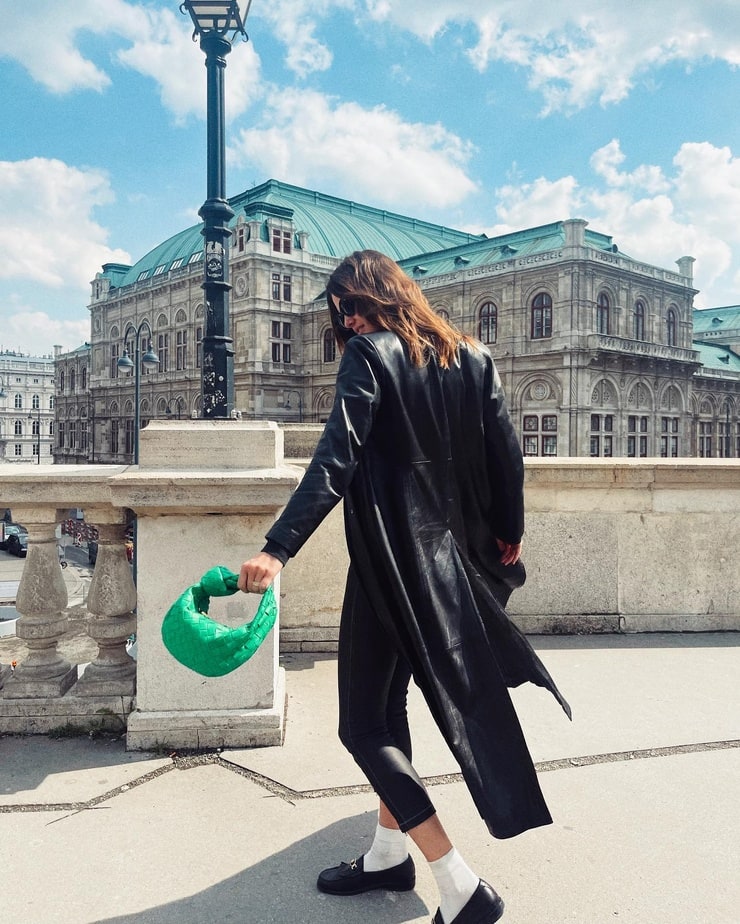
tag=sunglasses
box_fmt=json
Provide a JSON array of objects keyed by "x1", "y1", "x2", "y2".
[{"x1": 337, "y1": 297, "x2": 360, "y2": 318}]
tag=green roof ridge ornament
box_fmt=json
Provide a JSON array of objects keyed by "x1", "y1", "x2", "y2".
[{"x1": 161, "y1": 566, "x2": 277, "y2": 676}]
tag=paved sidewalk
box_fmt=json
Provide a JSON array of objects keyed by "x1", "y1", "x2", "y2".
[{"x1": 2, "y1": 634, "x2": 739, "y2": 924}]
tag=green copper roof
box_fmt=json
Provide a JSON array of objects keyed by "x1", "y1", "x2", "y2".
[
  {"x1": 103, "y1": 179, "x2": 485, "y2": 290},
  {"x1": 397, "y1": 221, "x2": 624, "y2": 277},
  {"x1": 693, "y1": 305, "x2": 740, "y2": 334},
  {"x1": 692, "y1": 340, "x2": 740, "y2": 373}
]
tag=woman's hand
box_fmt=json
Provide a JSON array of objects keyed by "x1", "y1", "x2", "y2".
[
  {"x1": 238, "y1": 552, "x2": 284, "y2": 594},
  {"x1": 496, "y1": 538, "x2": 522, "y2": 566}
]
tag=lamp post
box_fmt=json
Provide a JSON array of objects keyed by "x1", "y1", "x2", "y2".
[
  {"x1": 166, "y1": 396, "x2": 185, "y2": 419},
  {"x1": 284, "y1": 389, "x2": 303, "y2": 422},
  {"x1": 117, "y1": 322, "x2": 159, "y2": 464},
  {"x1": 181, "y1": 0, "x2": 251, "y2": 419},
  {"x1": 27, "y1": 408, "x2": 41, "y2": 464}
]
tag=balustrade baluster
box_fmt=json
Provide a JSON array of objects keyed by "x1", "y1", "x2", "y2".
[
  {"x1": 3, "y1": 513, "x2": 76, "y2": 698},
  {"x1": 75, "y1": 523, "x2": 137, "y2": 696}
]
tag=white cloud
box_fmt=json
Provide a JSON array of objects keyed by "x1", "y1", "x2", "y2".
[
  {"x1": 474, "y1": 139, "x2": 740, "y2": 309},
  {"x1": 361, "y1": 1, "x2": 740, "y2": 112},
  {"x1": 116, "y1": 7, "x2": 262, "y2": 122},
  {"x1": 4, "y1": 1, "x2": 738, "y2": 117},
  {"x1": 590, "y1": 140, "x2": 670, "y2": 194},
  {"x1": 488, "y1": 175, "x2": 582, "y2": 231},
  {"x1": 0, "y1": 158, "x2": 130, "y2": 290},
  {"x1": 228, "y1": 87, "x2": 477, "y2": 208},
  {"x1": 0, "y1": 0, "x2": 141, "y2": 93},
  {"x1": 0, "y1": 302, "x2": 89, "y2": 357},
  {"x1": 672, "y1": 142, "x2": 740, "y2": 244},
  {"x1": 0, "y1": 1, "x2": 260, "y2": 121},
  {"x1": 256, "y1": 0, "x2": 353, "y2": 76}
]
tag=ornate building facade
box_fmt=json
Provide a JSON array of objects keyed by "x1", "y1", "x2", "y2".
[
  {"x1": 53, "y1": 179, "x2": 740, "y2": 463},
  {"x1": 0, "y1": 350, "x2": 55, "y2": 464}
]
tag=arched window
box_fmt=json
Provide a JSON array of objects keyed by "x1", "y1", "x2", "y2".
[
  {"x1": 666, "y1": 307, "x2": 678, "y2": 347},
  {"x1": 531, "y1": 293, "x2": 552, "y2": 339},
  {"x1": 323, "y1": 328, "x2": 336, "y2": 363},
  {"x1": 70, "y1": 370, "x2": 76, "y2": 392},
  {"x1": 14, "y1": 393, "x2": 22, "y2": 409},
  {"x1": 81, "y1": 367, "x2": 87, "y2": 389},
  {"x1": 14, "y1": 419, "x2": 23, "y2": 436},
  {"x1": 49, "y1": 395, "x2": 54, "y2": 410},
  {"x1": 596, "y1": 293, "x2": 610, "y2": 335},
  {"x1": 478, "y1": 302, "x2": 497, "y2": 344},
  {"x1": 196, "y1": 326, "x2": 203, "y2": 369},
  {"x1": 158, "y1": 333, "x2": 169, "y2": 372},
  {"x1": 32, "y1": 419, "x2": 40, "y2": 436},
  {"x1": 32, "y1": 394, "x2": 40, "y2": 410},
  {"x1": 634, "y1": 301, "x2": 645, "y2": 341},
  {"x1": 436, "y1": 308, "x2": 450, "y2": 322}
]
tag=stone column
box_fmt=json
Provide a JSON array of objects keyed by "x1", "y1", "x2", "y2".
[
  {"x1": 2, "y1": 507, "x2": 76, "y2": 698},
  {"x1": 74, "y1": 521, "x2": 137, "y2": 697},
  {"x1": 110, "y1": 420, "x2": 302, "y2": 751}
]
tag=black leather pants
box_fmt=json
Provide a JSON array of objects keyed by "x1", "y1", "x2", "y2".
[{"x1": 337, "y1": 568, "x2": 437, "y2": 833}]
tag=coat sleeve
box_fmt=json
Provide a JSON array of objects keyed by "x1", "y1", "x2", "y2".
[
  {"x1": 265, "y1": 336, "x2": 382, "y2": 557},
  {"x1": 481, "y1": 351, "x2": 525, "y2": 545}
]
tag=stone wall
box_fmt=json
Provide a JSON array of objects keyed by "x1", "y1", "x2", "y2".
[{"x1": 280, "y1": 456, "x2": 740, "y2": 649}]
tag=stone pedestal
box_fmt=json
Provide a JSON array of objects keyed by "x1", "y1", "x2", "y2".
[{"x1": 109, "y1": 420, "x2": 302, "y2": 751}]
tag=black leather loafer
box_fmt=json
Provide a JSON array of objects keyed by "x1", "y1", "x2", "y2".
[
  {"x1": 317, "y1": 854, "x2": 416, "y2": 895},
  {"x1": 431, "y1": 880, "x2": 505, "y2": 923}
]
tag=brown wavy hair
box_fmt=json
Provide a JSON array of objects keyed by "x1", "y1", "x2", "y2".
[{"x1": 325, "y1": 250, "x2": 473, "y2": 368}]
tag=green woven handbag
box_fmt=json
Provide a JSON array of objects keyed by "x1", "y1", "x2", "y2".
[{"x1": 161, "y1": 566, "x2": 277, "y2": 677}]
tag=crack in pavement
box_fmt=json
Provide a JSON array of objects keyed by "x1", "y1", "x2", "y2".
[{"x1": 1, "y1": 738, "x2": 737, "y2": 816}]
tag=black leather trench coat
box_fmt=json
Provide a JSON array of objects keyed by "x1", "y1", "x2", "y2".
[{"x1": 267, "y1": 331, "x2": 571, "y2": 839}]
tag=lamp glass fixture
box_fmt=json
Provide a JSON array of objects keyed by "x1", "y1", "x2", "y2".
[
  {"x1": 182, "y1": 0, "x2": 249, "y2": 35},
  {"x1": 117, "y1": 350, "x2": 135, "y2": 371},
  {"x1": 142, "y1": 347, "x2": 160, "y2": 370}
]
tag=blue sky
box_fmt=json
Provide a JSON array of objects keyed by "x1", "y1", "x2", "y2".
[{"x1": 1, "y1": 0, "x2": 739, "y2": 356}]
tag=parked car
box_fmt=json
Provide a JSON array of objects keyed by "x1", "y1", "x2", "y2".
[
  {"x1": 1, "y1": 523, "x2": 25, "y2": 552},
  {"x1": 6, "y1": 525, "x2": 28, "y2": 557}
]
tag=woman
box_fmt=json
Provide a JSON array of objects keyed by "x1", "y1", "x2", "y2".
[{"x1": 239, "y1": 250, "x2": 570, "y2": 924}]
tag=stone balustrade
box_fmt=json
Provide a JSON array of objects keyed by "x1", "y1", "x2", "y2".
[{"x1": 1, "y1": 425, "x2": 738, "y2": 748}]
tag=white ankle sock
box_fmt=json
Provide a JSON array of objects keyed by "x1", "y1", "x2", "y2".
[
  {"x1": 428, "y1": 847, "x2": 479, "y2": 923},
  {"x1": 363, "y1": 822, "x2": 409, "y2": 872}
]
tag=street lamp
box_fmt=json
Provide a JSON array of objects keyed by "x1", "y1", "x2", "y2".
[
  {"x1": 117, "y1": 322, "x2": 159, "y2": 463},
  {"x1": 284, "y1": 390, "x2": 303, "y2": 422},
  {"x1": 166, "y1": 396, "x2": 186, "y2": 419},
  {"x1": 181, "y1": 0, "x2": 252, "y2": 419},
  {"x1": 27, "y1": 408, "x2": 41, "y2": 465}
]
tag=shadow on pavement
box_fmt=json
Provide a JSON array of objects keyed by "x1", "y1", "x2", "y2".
[
  {"x1": 95, "y1": 812, "x2": 431, "y2": 924},
  {"x1": 0, "y1": 736, "x2": 153, "y2": 798}
]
